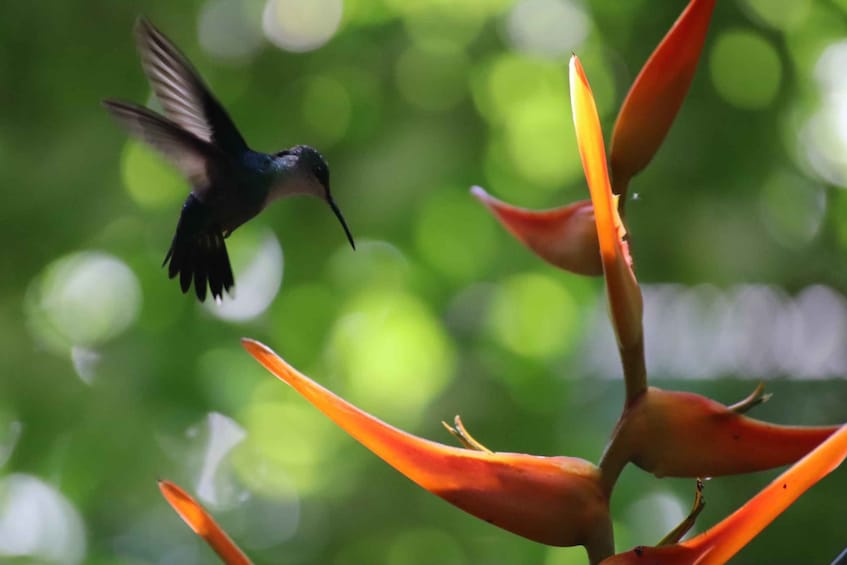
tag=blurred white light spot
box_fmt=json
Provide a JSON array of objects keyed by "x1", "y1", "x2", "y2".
[
  {"x1": 758, "y1": 171, "x2": 826, "y2": 248},
  {"x1": 582, "y1": 284, "x2": 847, "y2": 380},
  {"x1": 800, "y1": 40, "x2": 847, "y2": 189},
  {"x1": 727, "y1": 285, "x2": 789, "y2": 377},
  {"x1": 0, "y1": 421, "x2": 22, "y2": 468},
  {"x1": 262, "y1": 0, "x2": 343, "y2": 53},
  {"x1": 505, "y1": 0, "x2": 588, "y2": 58},
  {"x1": 0, "y1": 474, "x2": 86, "y2": 564},
  {"x1": 70, "y1": 346, "x2": 100, "y2": 385},
  {"x1": 207, "y1": 230, "x2": 283, "y2": 322},
  {"x1": 327, "y1": 239, "x2": 410, "y2": 292},
  {"x1": 199, "y1": 0, "x2": 265, "y2": 61},
  {"x1": 792, "y1": 285, "x2": 847, "y2": 377},
  {"x1": 25, "y1": 251, "x2": 142, "y2": 354},
  {"x1": 625, "y1": 491, "x2": 688, "y2": 543},
  {"x1": 230, "y1": 492, "x2": 301, "y2": 550},
  {"x1": 814, "y1": 40, "x2": 847, "y2": 92},
  {"x1": 195, "y1": 412, "x2": 247, "y2": 508}
]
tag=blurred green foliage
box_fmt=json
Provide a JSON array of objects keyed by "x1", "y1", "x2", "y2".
[{"x1": 1, "y1": 0, "x2": 846, "y2": 563}]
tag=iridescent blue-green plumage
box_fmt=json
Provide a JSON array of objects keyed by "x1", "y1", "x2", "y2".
[{"x1": 103, "y1": 18, "x2": 355, "y2": 302}]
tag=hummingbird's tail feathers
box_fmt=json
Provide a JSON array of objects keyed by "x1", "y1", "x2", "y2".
[
  {"x1": 163, "y1": 195, "x2": 234, "y2": 302},
  {"x1": 102, "y1": 99, "x2": 214, "y2": 188},
  {"x1": 164, "y1": 229, "x2": 234, "y2": 302}
]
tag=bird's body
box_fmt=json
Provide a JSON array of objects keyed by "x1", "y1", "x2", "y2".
[{"x1": 103, "y1": 18, "x2": 355, "y2": 302}]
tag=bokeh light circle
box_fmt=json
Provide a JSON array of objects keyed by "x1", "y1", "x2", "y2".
[
  {"x1": 262, "y1": 0, "x2": 343, "y2": 52},
  {"x1": 505, "y1": 94, "x2": 580, "y2": 190},
  {"x1": 709, "y1": 30, "x2": 782, "y2": 110},
  {"x1": 488, "y1": 272, "x2": 579, "y2": 359},
  {"x1": 800, "y1": 39, "x2": 847, "y2": 189},
  {"x1": 414, "y1": 188, "x2": 497, "y2": 282},
  {"x1": 198, "y1": 0, "x2": 265, "y2": 61},
  {"x1": 0, "y1": 474, "x2": 86, "y2": 564},
  {"x1": 505, "y1": 0, "x2": 589, "y2": 58},
  {"x1": 328, "y1": 289, "x2": 456, "y2": 425},
  {"x1": 237, "y1": 395, "x2": 343, "y2": 495},
  {"x1": 25, "y1": 251, "x2": 142, "y2": 353},
  {"x1": 206, "y1": 228, "x2": 283, "y2": 322},
  {"x1": 758, "y1": 171, "x2": 826, "y2": 248},
  {"x1": 121, "y1": 141, "x2": 185, "y2": 210}
]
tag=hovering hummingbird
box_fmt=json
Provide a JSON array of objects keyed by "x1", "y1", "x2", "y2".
[{"x1": 103, "y1": 18, "x2": 355, "y2": 302}]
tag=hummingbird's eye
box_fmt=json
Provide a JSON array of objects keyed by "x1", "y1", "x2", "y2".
[{"x1": 313, "y1": 162, "x2": 330, "y2": 189}]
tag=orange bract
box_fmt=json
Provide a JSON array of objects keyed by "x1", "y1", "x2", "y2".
[
  {"x1": 610, "y1": 0, "x2": 717, "y2": 194},
  {"x1": 158, "y1": 480, "x2": 252, "y2": 565},
  {"x1": 601, "y1": 425, "x2": 847, "y2": 564},
  {"x1": 471, "y1": 186, "x2": 602, "y2": 275},
  {"x1": 242, "y1": 338, "x2": 614, "y2": 559},
  {"x1": 569, "y1": 55, "x2": 645, "y2": 403},
  {"x1": 601, "y1": 387, "x2": 839, "y2": 482}
]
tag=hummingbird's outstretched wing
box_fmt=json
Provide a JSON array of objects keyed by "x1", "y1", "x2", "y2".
[
  {"x1": 102, "y1": 99, "x2": 217, "y2": 187},
  {"x1": 135, "y1": 17, "x2": 248, "y2": 157}
]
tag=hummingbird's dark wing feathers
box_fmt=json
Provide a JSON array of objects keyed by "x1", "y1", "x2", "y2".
[
  {"x1": 102, "y1": 99, "x2": 216, "y2": 187},
  {"x1": 135, "y1": 18, "x2": 248, "y2": 157},
  {"x1": 163, "y1": 194, "x2": 234, "y2": 302}
]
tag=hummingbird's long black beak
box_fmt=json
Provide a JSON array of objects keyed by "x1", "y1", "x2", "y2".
[{"x1": 328, "y1": 197, "x2": 356, "y2": 250}]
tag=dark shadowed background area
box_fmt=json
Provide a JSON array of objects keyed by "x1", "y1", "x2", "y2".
[{"x1": 1, "y1": 0, "x2": 846, "y2": 563}]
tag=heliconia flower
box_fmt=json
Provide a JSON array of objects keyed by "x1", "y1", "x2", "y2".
[
  {"x1": 471, "y1": 186, "x2": 602, "y2": 276},
  {"x1": 158, "y1": 480, "x2": 252, "y2": 565},
  {"x1": 473, "y1": 0, "x2": 715, "y2": 276},
  {"x1": 241, "y1": 338, "x2": 615, "y2": 561},
  {"x1": 600, "y1": 424, "x2": 847, "y2": 564},
  {"x1": 569, "y1": 55, "x2": 646, "y2": 404},
  {"x1": 609, "y1": 0, "x2": 716, "y2": 199},
  {"x1": 599, "y1": 387, "x2": 840, "y2": 484}
]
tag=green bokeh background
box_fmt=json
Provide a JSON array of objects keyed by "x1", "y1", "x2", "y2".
[{"x1": 1, "y1": 0, "x2": 846, "y2": 563}]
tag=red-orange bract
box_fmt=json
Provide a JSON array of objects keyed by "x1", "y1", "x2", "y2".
[
  {"x1": 610, "y1": 0, "x2": 717, "y2": 194},
  {"x1": 471, "y1": 186, "x2": 601, "y2": 275},
  {"x1": 600, "y1": 387, "x2": 839, "y2": 482},
  {"x1": 241, "y1": 338, "x2": 615, "y2": 562},
  {"x1": 569, "y1": 54, "x2": 645, "y2": 405},
  {"x1": 601, "y1": 425, "x2": 847, "y2": 564},
  {"x1": 158, "y1": 480, "x2": 252, "y2": 565}
]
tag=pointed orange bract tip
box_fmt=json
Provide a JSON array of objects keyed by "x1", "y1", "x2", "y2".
[
  {"x1": 605, "y1": 387, "x2": 839, "y2": 479},
  {"x1": 471, "y1": 186, "x2": 602, "y2": 276},
  {"x1": 610, "y1": 0, "x2": 717, "y2": 189},
  {"x1": 601, "y1": 425, "x2": 847, "y2": 564},
  {"x1": 569, "y1": 56, "x2": 619, "y2": 269},
  {"x1": 681, "y1": 423, "x2": 847, "y2": 563},
  {"x1": 569, "y1": 55, "x2": 645, "y2": 400},
  {"x1": 158, "y1": 480, "x2": 252, "y2": 565},
  {"x1": 241, "y1": 338, "x2": 613, "y2": 555}
]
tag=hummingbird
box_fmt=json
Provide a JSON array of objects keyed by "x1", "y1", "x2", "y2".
[{"x1": 102, "y1": 18, "x2": 355, "y2": 302}]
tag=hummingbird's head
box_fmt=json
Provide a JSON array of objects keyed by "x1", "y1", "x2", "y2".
[{"x1": 279, "y1": 145, "x2": 356, "y2": 250}]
